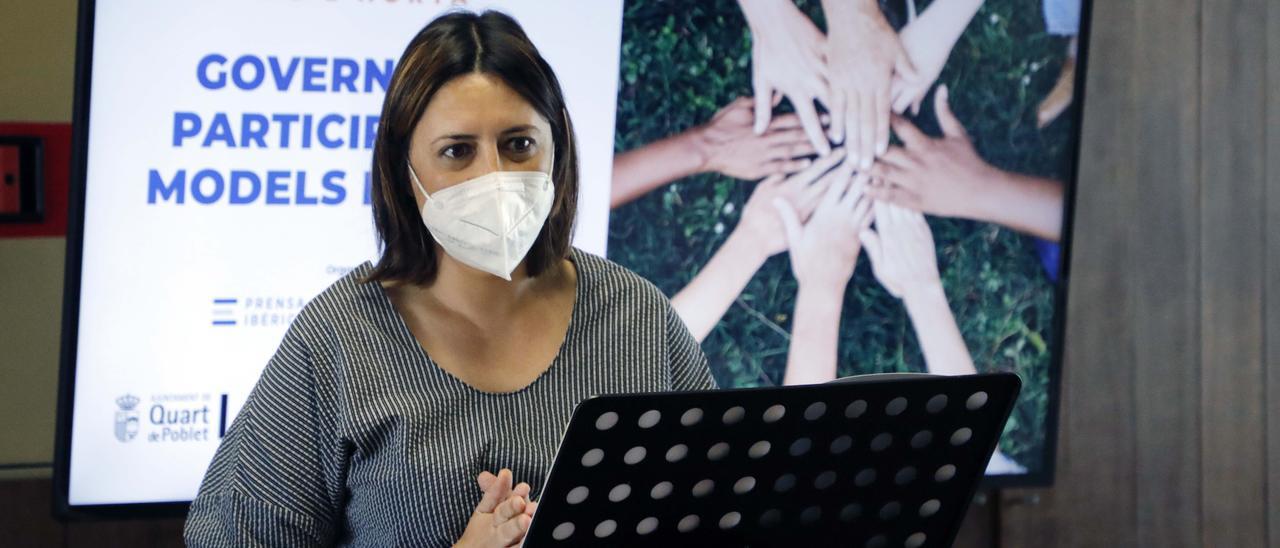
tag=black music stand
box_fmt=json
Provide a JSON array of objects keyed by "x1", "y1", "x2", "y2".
[{"x1": 524, "y1": 372, "x2": 1020, "y2": 547}]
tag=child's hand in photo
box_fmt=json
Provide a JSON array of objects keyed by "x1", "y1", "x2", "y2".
[
  {"x1": 696, "y1": 96, "x2": 824, "y2": 180},
  {"x1": 860, "y1": 201, "x2": 942, "y2": 300},
  {"x1": 736, "y1": 150, "x2": 848, "y2": 259},
  {"x1": 738, "y1": 0, "x2": 832, "y2": 156},
  {"x1": 822, "y1": 0, "x2": 917, "y2": 168},
  {"x1": 773, "y1": 166, "x2": 875, "y2": 292},
  {"x1": 868, "y1": 85, "x2": 996, "y2": 220},
  {"x1": 891, "y1": 0, "x2": 985, "y2": 114}
]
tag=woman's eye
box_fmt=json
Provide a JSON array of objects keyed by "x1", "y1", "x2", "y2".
[
  {"x1": 507, "y1": 137, "x2": 535, "y2": 154},
  {"x1": 441, "y1": 143, "x2": 473, "y2": 160}
]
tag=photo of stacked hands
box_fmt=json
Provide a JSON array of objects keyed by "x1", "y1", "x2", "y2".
[{"x1": 608, "y1": 0, "x2": 1082, "y2": 476}]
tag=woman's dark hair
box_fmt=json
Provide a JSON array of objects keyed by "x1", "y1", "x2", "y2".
[{"x1": 365, "y1": 10, "x2": 579, "y2": 285}]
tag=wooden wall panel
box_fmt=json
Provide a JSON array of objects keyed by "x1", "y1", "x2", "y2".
[
  {"x1": 0, "y1": 479, "x2": 184, "y2": 547},
  {"x1": 0, "y1": 478, "x2": 63, "y2": 548},
  {"x1": 1198, "y1": 0, "x2": 1268, "y2": 545},
  {"x1": 1265, "y1": 1, "x2": 1280, "y2": 546},
  {"x1": 1002, "y1": 0, "x2": 1277, "y2": 544},
  {"x1": 64, "y1": 519, "x2": 185, "y2": 548},
  {"x1": 1130, "y1": 0, "x2": 1203, "y2": 545}
]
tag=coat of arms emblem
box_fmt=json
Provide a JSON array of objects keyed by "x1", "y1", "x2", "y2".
[{"x1": 114, "y1": 394, "x2": 140, "y2": 442}]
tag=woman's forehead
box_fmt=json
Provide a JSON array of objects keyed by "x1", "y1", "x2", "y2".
[{"x1": 419, "y1": 73, "x2": 549, "y2": 134}]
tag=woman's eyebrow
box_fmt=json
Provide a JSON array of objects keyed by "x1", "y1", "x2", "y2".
[
  {"x1": 431, "y1": 133, "x2": 476, "y2": 144},
  {"x1": 431, "y1": 125, "x2": 540, "y2": 144},
  {"x1": 500, "y1": 124, "x2": 540, "y2": 135}
]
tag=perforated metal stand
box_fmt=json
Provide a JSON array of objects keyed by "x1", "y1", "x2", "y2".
[{"x1": 524, "y1": 372, "x2": 1021, "y2": 547}]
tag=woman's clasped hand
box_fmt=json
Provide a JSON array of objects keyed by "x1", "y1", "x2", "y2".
[{"x1": 455, "y1": 469, "x2": 539, "y2": 548}]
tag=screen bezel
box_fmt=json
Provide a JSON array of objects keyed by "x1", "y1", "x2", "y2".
[
  {"x1": 981, "y1": 0, "x2": 1093, "y2": 490},
  {"x1": 52, "y1": 0, "x2": 1093, "y2": 519}
]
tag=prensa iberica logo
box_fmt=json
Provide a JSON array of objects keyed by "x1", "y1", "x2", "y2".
[
  {"x1": 211, "y1": 296, "x2": 308, "y2": 328},
  {"x1": 114, "y1": 394, "x2": 141, "y2": 442}
]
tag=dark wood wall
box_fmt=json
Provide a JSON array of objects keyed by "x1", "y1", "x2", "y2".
[
  {"x1": 3, "y1": 1, "x2": 1278, "y2": 546},
  {"x1": 0, "y1": 477, "x2": 184, "y2": 548},
  {"x1": 999, "y1": 0, "x2": 1279, "y2": 546}
]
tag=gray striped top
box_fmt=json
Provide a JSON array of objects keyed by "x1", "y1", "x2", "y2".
[{"x1": 183, "y1": 248, "x2": 716, "y2": 547}]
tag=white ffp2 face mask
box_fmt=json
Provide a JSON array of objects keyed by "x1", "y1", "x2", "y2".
[{"x1": 407, "y1": 163, "x2": 554, "y2": 281}]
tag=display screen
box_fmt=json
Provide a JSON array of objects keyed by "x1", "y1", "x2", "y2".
[{"x1": 57, "y1": 0, "x2": 1085, "y2": 514}]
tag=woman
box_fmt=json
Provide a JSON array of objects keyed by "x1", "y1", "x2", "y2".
[{"x1": 184, "y1": 10, "x2": 715, "y2": 547}]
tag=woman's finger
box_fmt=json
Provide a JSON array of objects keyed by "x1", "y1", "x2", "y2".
[
  {"x1": 763, "y1": 126, "x2": 809, "y2": 147},
  {"x1": 878, "y1": 146, "x2": 919, "y2": 170},
  {"x1": 753, "y1": 76, "x2": 774, "y2": 135},
  {"x1": 512, "y1": 482, "x2": 531, "y2": 499},
  {"x1": 890, "y1": 115, "x2": 930, "y2": 149},
  {"x1": 866, "y1": 162, "x2": 898, "y2": 185},
  {"x1": 905, "y1": 206, "x2": 932, "y2": 239},
  {"x1": 797, "y1": 180, "x2": 832, "y2": 219},
  {"x1": 891, "y1": 78, "x2": 913, "y2": 114},
  {"x1": 497, "y1": 513, "x2": 533, "y2": 547},
  {"x1": 769, "y1": 158, "x2": 814, "y2": 177},
  {"x1": 875, "y1": 86, "x2": 891, "y2": 158},
  {"x1": 796, "y1": 167, "x2": 839, "y2": 217},
  {"x1": 765, "y1": 111, "x2": 827, "y2": 132},
  {"x1": 869, "y1": 185, "x2": 923, "y2": 216},
  {"x1": 763, "y1": 135, "x2": 819, "y2": 161},
  {"x1": 853, "y1": 195, "x2": 876, "y2": 230},
  {"x1": 840, "y1": 171, "x2": 869, "y2": 209},
  {"x1": 933, "y1": 84, "x2": 968, "y2": 139},
  {"x1": 476, "y1": 469, "x2": 514, "y2": 513},
  {"x1": 784, "y1": 140, "x2": 820, "y2": 160},
  {"x1": 817, "y1": 161, "x2": 853, "y2": 211},
  {"x1": 757, "y1": 173, "x2": 785, "y2": 189},
  {"x1": 764, "y1": 115, "x2": 804, "y2": 134},
  {"x1": 828, "y1": 90, "x2": 847, "y2": 145},
  {"x1": 874, "y1": 198, "x2": 894, "y2": 234},
  {"x1": 880, "y1": 163, "x2": 923, "y2": 192},
  {"x1": 495, "y1": 495, "x2": 527, "y2": 523},
  {"x1": 793, "y1": 97, "x2": 832, "y2": 157},
  {"x1": 772, "y1": 198, "x2": 805, "y2": 250},
  {"x1": 476, "y1": 471, "x2": 496, "y2": 491},
  {"x1": 782, "y1": 148, "x2": 846, "y2": 189},
  {"x1": 844, "y1": 95, "x2": 862, "y2": 167},
  {"x1": 857, "y1": 90, "x2": 875, "y2": 169},
  {"x1": 888, "y1": 202, "x2": 914, "y2": 231}
]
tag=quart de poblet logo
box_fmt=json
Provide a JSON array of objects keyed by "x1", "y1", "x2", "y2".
[{"x1": 113, "y1": 393, "x2": 228, "y2": 443}]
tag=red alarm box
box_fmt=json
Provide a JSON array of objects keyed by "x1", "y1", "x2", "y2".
[
  {"x1": 0, "y1": 136, "x2": 43, "y2": 222},
  {"x1": 0, "y1": 144, "x2": 19, "y2": 214}
]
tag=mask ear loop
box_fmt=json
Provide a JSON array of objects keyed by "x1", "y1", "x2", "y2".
[
  {"x1": 563, "y1": 107, "x2": 571, "y2": 159},
  {"x1": 542, "y1": 107, "x2": 569, "y2": 212},
  {"x1": 406, "y1": 161, "x2": 432, "y2": 202}
]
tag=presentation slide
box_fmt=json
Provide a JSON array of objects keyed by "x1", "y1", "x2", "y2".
[{"x1": 605, "y1": 0, "x2": 1081, "y2": 481}]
